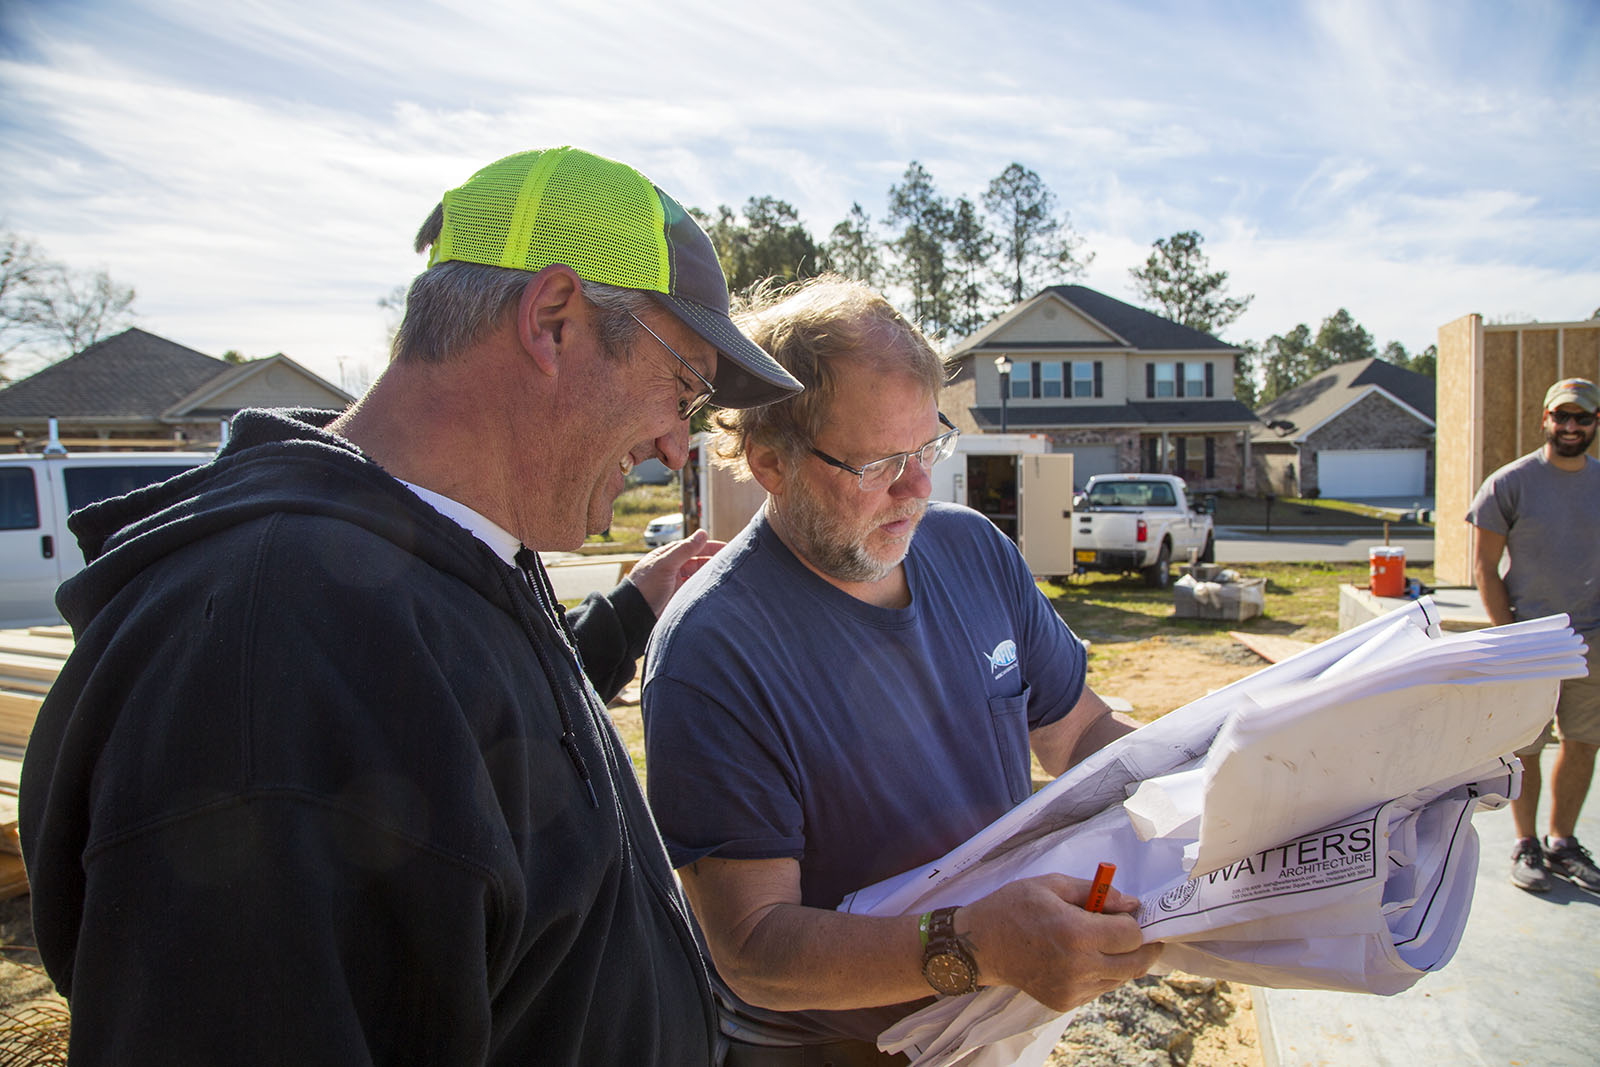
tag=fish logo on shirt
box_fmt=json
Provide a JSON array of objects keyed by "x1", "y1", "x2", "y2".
[{"x1": 985, "y1": 639, "x2": 1018, "y2": 679}]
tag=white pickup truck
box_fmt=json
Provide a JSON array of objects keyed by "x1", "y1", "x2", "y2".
[{"x1": 1072, "y1": 474, "x2": 1215, "y2": 588}]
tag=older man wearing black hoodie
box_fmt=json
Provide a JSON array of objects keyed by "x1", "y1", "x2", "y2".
[{"x1": 21, "y1": 147, "x2": 800, "y2": 1065}]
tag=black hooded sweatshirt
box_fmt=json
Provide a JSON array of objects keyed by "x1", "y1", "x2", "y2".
[{"x1": 19, "y1": 409, "x2": 715, "y2": 1065}]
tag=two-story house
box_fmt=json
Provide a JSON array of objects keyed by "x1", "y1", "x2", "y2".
[{"x1": 943, "y1": 285, "x2": 1257, "y2": 490}]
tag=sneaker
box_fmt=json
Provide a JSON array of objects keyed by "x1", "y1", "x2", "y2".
[
  {"x1": 1510, "y1": 838, "x2": 1551, "y2": 892},
  {"x1": 1543, "y1": 836, "x2": 1600, "y2": 893}
]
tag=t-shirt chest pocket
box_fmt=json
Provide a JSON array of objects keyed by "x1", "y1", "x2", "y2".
[{"x1": 986, "y1": 686, "x2": 1034, "y2": 804}]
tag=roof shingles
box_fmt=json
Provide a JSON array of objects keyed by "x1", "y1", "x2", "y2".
[{"x1": 0, "y1": 328, "x2": 229, "y2": 418}]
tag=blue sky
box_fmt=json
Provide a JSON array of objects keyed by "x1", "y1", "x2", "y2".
[{"x1": 2, "y1": 0, "x2": 1596, "y2": 391}]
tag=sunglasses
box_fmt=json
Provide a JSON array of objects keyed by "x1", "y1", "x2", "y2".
[{"x1": 1548, "y1": 410, "x2": 1598, "y2": 427}]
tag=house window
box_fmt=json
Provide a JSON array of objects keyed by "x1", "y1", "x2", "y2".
[
  {"x1": 1072, "y1": 361, "x2": 1095, "y2": 398},
  {"x1": 1010, "y1": 361, "x2": 1031, "y2": 400},
  {"x1": 1153, "y1": 362, "x2": 1176, "y2": 397},
  {"x1": 1039, "y1": 362, "x2": 1063, "y2": 398},
  {"x1": 1184, "y1": 363, "x2": 1206, "y2": 398}
]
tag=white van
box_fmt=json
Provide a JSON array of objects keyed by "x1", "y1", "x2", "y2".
[{"x1": 0, "y1": 451, "x2": 213, "y2": 626}]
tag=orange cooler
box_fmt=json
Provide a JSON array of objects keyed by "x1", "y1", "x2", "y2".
[{"x1": 1370, "y1": 546, "x2": 1406, "y2": 597}]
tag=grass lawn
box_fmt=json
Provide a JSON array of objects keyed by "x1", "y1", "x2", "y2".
[{"x1": 579, "y1": 481, "x2": 680, "y2": 554}]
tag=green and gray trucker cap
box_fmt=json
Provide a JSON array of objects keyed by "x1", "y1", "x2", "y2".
[{"x1": 428, "y1": 146, "x2": 802, "y2": 409}]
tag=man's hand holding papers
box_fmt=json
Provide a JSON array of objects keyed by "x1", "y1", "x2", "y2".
[{"x1": 960, "y1": 874, "x2": 1161, "y2": 1012}]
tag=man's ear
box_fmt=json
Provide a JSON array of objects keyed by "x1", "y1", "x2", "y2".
[
  {"x1": 746, "y1": 440, "x2": 790, "y2": 496},
  {"x1": 515, "y1": 265, "x2": 584, "y2": 378}
]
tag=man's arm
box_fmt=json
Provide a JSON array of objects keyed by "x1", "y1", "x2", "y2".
[
  {"x1": 1029, "y1": 685, "x2": 1139, "y2": 779},
  {"x1": 1470, "y1": 525, "x2": 1515, "y2": 627},
  {"x1": 679, "y1": 856, "x2": 1161, "y2": 1014},
  {"x1": 568, "y1": 530, "x2": 723, "y2": 699}
]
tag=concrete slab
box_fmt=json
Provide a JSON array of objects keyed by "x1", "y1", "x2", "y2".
[
  {"x1": 1339, "y1": 585, "x2": 1491, "y2": 633},
  {"x1": 1255, "y1": 745, "x2": 1600, "y2": 1066}
]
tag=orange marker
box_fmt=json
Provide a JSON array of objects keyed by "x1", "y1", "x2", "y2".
[{"x1": 1085, "y1": 862, "x2": 1117, "y2": 913}]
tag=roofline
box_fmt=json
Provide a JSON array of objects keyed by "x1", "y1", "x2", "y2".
[
  {"x1": 166, "y1": 353, "x2": 354, "y2": 415},
  {"x1": 1284, "y1": 384, "x2": 1436, "y2": 442},
  {"x1": 948, "y1": 289, "x2": 1133, "y2": 358}
]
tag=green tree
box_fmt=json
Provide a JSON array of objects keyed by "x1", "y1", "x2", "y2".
[
  {"x1": 1128, "y1": 230, "x2": 1252, "y2": 336},
  {"x1": 1409, "y1": 344, "x2": 1437, "y2": 378},
  {"x1": 946, "y1": 197, "x2": 995, "y2": 336},
  {"x1": 1312, "y1": 308, "x2": 1375, "y2": 371},
  {"x1": 822, "y1": 202, "x2": 883, "y2": 287},
  {"x1": 982, "y1": 162, "x2": 1088, "y2": 303},
  {"x1": 693, "y1": 198, "x2": 820, "y2": 294},
  {"x1": 825, "y1": 202, "x2": 889, "y2": 286},
  {"x1": 886, "y1": 161, "x2": 955, "y2": 334},
  {"x1": 1233, "y1": 341, "x2": 1260, "y2": 409},
  {"x1": 1259, "y1": 324, "x2": 1316, "y2": 402}
]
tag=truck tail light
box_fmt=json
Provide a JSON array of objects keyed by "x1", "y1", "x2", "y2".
[{"x1": 1136, "y1": 519, "x2": 1148, "y2": 543}]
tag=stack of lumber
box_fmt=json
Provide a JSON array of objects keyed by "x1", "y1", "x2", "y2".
[{"x1": 0, "y1": 624, "x2": 71, "y2": 899}]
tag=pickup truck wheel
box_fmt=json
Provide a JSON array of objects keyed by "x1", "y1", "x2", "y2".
[
  {"x1": 1200, "y1": 532, "x2": 1215, "y2": 564},
  {"x1": 1143, "y1": 540, "x2": 1172, "y2": 588}
]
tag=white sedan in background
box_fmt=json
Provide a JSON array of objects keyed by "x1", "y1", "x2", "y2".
[{"x1": 643, "y1": 513, "x2": 685, "y2": 548}]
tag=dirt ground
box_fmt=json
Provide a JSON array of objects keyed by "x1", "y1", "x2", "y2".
[{"x1": 1067, "y1": 636, "x2": 1270, "y2": 1066}]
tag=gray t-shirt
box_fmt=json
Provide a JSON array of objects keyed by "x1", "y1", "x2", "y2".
[{"x1": 1466, "y1": 449, "x2": 1600, "y2": 637}]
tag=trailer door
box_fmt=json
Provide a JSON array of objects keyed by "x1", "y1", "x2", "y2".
[{"x1": 1017, "y1": 453, "x2": 1075, "y2": 578}]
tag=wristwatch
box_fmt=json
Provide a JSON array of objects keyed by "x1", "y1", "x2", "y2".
[{"x1": 919, "y1": 906, "x2": 979, "y2": 996}]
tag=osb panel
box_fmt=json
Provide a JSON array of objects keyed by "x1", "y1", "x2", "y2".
[
  {"x1": 1521, "y1": 330, "x2": 1560, "y2": 454},
  {"x1": 1481, "y1": 332, "x2": 1520, "y2": 478},
  {"x1": 1434, "y1": 316, "x2": 1478, "y2": 587},
  {"x1": 1562, "y1": 326, "x2": 1600, "y2": 390}
]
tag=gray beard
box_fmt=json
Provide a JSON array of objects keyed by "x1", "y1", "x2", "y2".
[{"x1": 773, "y1": 491, "x2": 923, "y2": 585}]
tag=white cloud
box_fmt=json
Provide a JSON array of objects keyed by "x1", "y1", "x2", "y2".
[{"x1": 0, "y1": 0, "x2": 1594, "y2": 386}]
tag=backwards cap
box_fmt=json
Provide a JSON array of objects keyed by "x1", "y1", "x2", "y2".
[
  {"x1": 1544, "y1": 377, "x2": 1600, "y2": 414},
  {"x1": 429, "y1": 146, "x2": 802, "y2": 409}
]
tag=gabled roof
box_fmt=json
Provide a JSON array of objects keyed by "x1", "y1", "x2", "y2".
[
  {"x1": 1252, "y1": 358, "x2": 1435, "y2": 443},
  {"x1": 0, "y1": 328, "x2": 228, "y2": 418},
  {"x1": 950, "y1": 285, "x2": 1238, "y2": 358},
  {"x1": 970, "y1": 398, "x2": 1257, "y2": 432}
]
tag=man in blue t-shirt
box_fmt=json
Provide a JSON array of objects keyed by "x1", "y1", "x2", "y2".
[{"x1": 643, "y1": 276, "x2": 1160, "y2": 1064}]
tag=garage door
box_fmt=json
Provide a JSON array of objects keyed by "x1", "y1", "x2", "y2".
[
  {"x1": 1059, "y1": 444, "x2": 1119, "y2": 489},
  {"x1": 1317, "y1": 449, "x2": 1426, "y2": 499}
]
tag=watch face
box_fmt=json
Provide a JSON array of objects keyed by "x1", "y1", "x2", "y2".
[{"x1": 923, "y1": 951, "x2": 977, "y2": 996}]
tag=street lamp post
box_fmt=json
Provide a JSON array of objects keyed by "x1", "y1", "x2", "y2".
[{"x1": 995, "y1": 355, "x2": 1013, "y2": 434}]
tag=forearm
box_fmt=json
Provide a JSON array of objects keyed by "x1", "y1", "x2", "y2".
[
  {"x1": 702, "y1": 896, "x2": 931, "y2": 1011},
  {"x1": 1032, "y1": 687, "x2": 1137, "y2": 778}
]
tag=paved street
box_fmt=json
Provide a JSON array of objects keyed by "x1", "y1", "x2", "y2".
[{"x1": 1214, "y1": 527, "x2": 1436, "y2": 565}]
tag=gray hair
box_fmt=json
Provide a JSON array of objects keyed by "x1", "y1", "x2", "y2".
[
  {"x1": 393, "y1": 202, "x2": 655, "y2": 363},
  {"x1": 711, "y1": 274, "x2": 944, "y2": 474}
]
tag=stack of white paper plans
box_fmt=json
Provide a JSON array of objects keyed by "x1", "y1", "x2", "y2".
[
  {"x1": 1130, "y1": 612, "x2": 1585, "y2": 876},
  {"x1": 875, "y1": 766, "x2": 1516, "y2": 1067},
  {"x1": 840, "y1": 602, "x2": 1588, "y2": 1067},
  {"x1": 841, "y1": 598, "x2": 1450, "y2": 919}
]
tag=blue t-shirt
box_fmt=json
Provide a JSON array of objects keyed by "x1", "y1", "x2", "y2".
[{"x1": 642, "y1": 502, "x2": 1088, "y2": 1041}]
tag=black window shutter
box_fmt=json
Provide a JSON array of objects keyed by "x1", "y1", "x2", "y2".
[
  {"x1": 1205, "y1": 436, "x2": 1216, "y2": 477},
  {"x1": 1063, "y1": 360, "x2": 1072, "y2": 396},
  {"x1": 1175, "y1": 361, "x2": 1186, "y2": 398},
  {"x1": 1205, "y1": 362, "x2": 1214, "y2": 397},
  {"x1": 1031, "y1": 361, "x2": 1041, "y2": 399},
  {"x1": 1094, "y1": 361, "x2": 1103, "y2": 398},
  {"x1": 1145, "y1": 363, "x2": 1155, "y2": 398}
]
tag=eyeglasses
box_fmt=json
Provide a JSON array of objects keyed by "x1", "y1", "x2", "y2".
[
  {"x1": 1548, "y1": 410, "x2": 1597, "y2": 427},
  {"x1": 810, "y1": 413, "x2": 960, "y2": 491},
  {"x1": 627, "y1": 312, "x2": 716, "y2": 420}
]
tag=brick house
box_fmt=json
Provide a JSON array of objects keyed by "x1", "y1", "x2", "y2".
[
  {"x1": 0, "y1": 328, "x2": 352, "y2": 449},
  {"x1": 942, "y1": 285, "x2": 1256, "y2": 490},
  {"x1": 1251, "y1": 358, "x2": 1435, "y2": 499}
]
